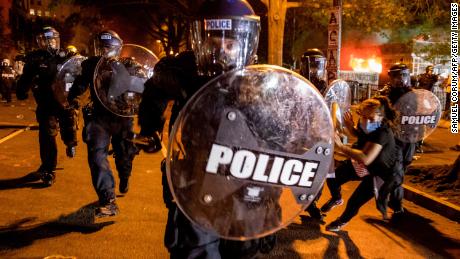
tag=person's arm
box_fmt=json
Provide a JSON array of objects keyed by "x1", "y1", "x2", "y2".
[
  {"x1": 342, "y1": 111, "x2": 358, "y2": 137},
  {"x1": 68, "y1": 58, "x2": 93, "y2": 108},
  {"x1": 138, "y1": 78, "x2": 169, "y2": 137},
  {"x1": 335, "y1": 133, "x2": 383, "y2": 166},
  {"x1": 16, "y1": 57, "x2": 35, "y2": 100}
]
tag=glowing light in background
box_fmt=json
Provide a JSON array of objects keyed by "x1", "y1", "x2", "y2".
[{"x1": 349, "y1": 55, "x2": 382, "y2": 73}]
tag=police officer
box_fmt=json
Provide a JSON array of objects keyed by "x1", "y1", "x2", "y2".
[
  {"x1": 417, "y1": 65, "x2": 438, "y2": 91},
  {"x1": 69, "y1": 30, "x2": 138, "y2": 217},
  {"x1": 16, "y1": 27, "x2": 78, "y2": 186},
  {"x1": 138, "y1": 0, "x2": 275, "y2": 257},
  {"x1": 298, "y1": 49, "x2": 328, "y2": 220},
  {"x1": 0, "y1": 59, "x2": 15, "y2": 103},
  {"x1": 380, "y1": 63, "x2": 415, "y2": 219},
  {"x1": 300, "y1": 48, "x2": 328, "y2": 94}
]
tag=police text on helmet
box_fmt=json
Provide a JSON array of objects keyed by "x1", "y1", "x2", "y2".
[{"x1": 205, "y1": 19, "x2": 232, "y2": 30}]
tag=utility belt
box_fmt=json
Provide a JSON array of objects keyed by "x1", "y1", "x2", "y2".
[{"x1": 83, "y1": 102, "x2": 133, "y2": 125}]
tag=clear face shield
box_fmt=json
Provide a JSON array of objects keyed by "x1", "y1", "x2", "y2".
[
  {"x1": 301, "y1": 56, "x2": 326, "y2": 81},
  {"x1": 37, "y1": 34, "x2": 60, "y2": 52},
  {"x1": 191, "y1": 16, "x2": 260, "y2": 76},
  {"x1": 93, "y1": 37, "x2": 122, "y2": 58},
  {"x1": 389, "y1": 69, "x2": 411, "y2": 88}
]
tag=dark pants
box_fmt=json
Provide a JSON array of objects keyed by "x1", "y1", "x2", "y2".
[
  {"x1": 325, "y1": 160, "x2": 375, "y2": 223},
  {"x1": 325, "y1": 160, "x2": 362, "y2": 201},
  {"x1": 387, "y1": 140, "x2": 416, "y2": 212},
  {"x1": 36, "y1": 109, "x2": 59, "y2": 172},
  {"x1": 166, "y1": 204, "x2": 221, "y2": 259},
  {"x1": 161, "y1": 160, "x2": 221, "y2": 258},
  {"x1": 35, "y1": 106, "x2": 77, "y2": 172},
  {"x1": 0, "y1": 78, "x2": 12, "y2": 102},
  {"x1": 161, "y1": 160, "x2": 276, "y2": 258},
  {"x1": 339, "y1": 176, "x2": 375, "y2": 223},
  {"x1": 377, "y1": 172, "x2": 404, "y2": 214},
  {"x1": 83, "y1": 114, "x2": 137, "y2": 203}
]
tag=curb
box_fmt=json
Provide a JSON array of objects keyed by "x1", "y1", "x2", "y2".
[{"x1": 403, "y1": 184, "x2": 460, "y2": 223}]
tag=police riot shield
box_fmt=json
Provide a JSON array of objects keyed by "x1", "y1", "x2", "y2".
[
  {"x1": 167, "y1": 65, "x2": 334, "y2": 240},
  {"x1": 324, "y1": 79, "x2": 351, "y2": 131},
  {"x1": 94, "y1": 44, "x2": 158, "y2": 117},
  {"x1": 394, "y1": 89, "x2": 442, "y2": 143},
  {"x1": 52, "y1": 55, "x2": 87, "y2": 109}
]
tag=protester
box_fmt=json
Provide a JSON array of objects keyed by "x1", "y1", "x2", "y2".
[{"x1": 324, "y1": 97, "x2": 400, "y2": 231}]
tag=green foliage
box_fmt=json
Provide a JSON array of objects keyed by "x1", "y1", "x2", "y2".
[
  {"x1": 285, "y1": 0, "x2": 451, "y2": 67},
  {"x1": 414, "y1": 41, "x2": 451, "y2": 64}
]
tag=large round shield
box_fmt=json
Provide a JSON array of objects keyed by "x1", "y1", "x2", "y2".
[
  {"x1": 324, "y1": 79, "x2": 351, "y2": 131},
  {"x1": 94, "y1": 44, "x2": 158, "y2": 117},
  {"x1": 120, "y1": 44, "x2": 158, "y2": 78},
  {"x1": 167, "y1": 65, "x2": 334, "y2": 240},
  {"x1": 394, "y1": 89, "x2": 442, "y2": 143},
  {"x1": 52, "y1": 55, "x2": 87, "y2": 109}
]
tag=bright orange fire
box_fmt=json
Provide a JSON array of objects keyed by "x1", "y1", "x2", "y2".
[{"x1": 349, "y1": 55, "x2": 382, "y2": 73}]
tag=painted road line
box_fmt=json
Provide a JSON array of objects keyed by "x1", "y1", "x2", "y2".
[{"x1": 0, "y1": 124, "x2": 34, "y2": 144}]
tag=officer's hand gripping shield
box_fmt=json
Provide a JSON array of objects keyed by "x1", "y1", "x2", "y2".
[
  {"x1": 394, "y1": 89, "x2": 442, "y2": 143},
  {"x1": 94, "y1": 44, "x2": 158, "y2": 117},
  {"x1": 52, "y1": 55, "x2": 87, "y2": 109},
  {"x1": 324, "y1": 79, "x2": 351, "y2": 131},
  {"x1": 167, "y1": 65, "x2": 334, "y2": 240}
]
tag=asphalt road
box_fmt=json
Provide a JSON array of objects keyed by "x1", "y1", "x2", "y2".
[{"x1": 0, "y1": 99, "x2": 459, "y2": 258}]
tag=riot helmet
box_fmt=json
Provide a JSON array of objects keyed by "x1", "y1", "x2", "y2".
[
  {"x1": 191, "y1": 0, "x2": 260, "y2": 76},
  {"x1": 36, "y1": 27, "x2": 60, "y2": 53},
  {"x1": 300, "y1": 48, "x2": 326, "y2": 82},
  {"x1": 388, "y1": 63, "x2": 411, "y2": 88},
  {"x1": 66, "y1": 45, "x2": 78, "y2": 57},
  {"x1": 1, "y1": 59, "x2": 10, "y2": 67},
  {"x1": 94, "y1": 30, "x2": 123, "y2": 58}
]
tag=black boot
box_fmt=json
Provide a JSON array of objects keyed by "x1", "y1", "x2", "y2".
[
  {"x1": 119, "y1": 177, "x2": 129, "y2": 194},
  {"x1": 38, "y1": 168, "x2": 56, "y2": 186}
]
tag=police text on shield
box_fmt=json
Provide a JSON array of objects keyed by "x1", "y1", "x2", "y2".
[{"x1": 205, "y1": 144, "x2": 319, "y2": 187}]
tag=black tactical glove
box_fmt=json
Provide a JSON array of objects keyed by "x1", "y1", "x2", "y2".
[
  {"x1": 66, "y1": 145, "x2": 76, "y2": 158},
  {"x1": 132, "y1": 133, "x2": 162, "y2": 153}
]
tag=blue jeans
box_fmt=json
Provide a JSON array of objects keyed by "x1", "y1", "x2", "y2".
[{"x1": 83, "y1": 114, "x2": 137, "y2": 202}]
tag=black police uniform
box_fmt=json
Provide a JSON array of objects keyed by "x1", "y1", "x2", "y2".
[
  {"x1": 16, "y1": 49, "x2": 78, "y2": 174},
  {"x1": 140, "y1": 52, "x2": 277, "y2": 258},
  {"x1": 311, "y1": 77, "x2": 328, "y2": 95},
  {"x1": 0, "y1": 64, "x2": 15, "y2": 102},
  {"x1": 381, "y1": 84, "x2": 415, "y2": 212},
  {"x1": 69, "y1": 56, "x2": 138, "y2": 205},
  {"x1": 139, "y1": 53, "x2": 220, "y2": 258}
]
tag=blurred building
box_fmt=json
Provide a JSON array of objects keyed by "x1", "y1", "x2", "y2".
[
  {"x1": 9, "y1": 0, "x2": 77, "y2": 53},
  {"x1": 411, "y1": 39, "x2": 450, "y2": 78}
]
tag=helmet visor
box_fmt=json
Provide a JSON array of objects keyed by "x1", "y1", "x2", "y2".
[
  {"x1": 389, "y1": 69, "x2": 411, "y2": 87},
  {"x1": 191, "y1": 17, "x2": 260, "y2": 76},
  {"x1": 301, "y1": 56, "x2": 326, "y2": 81},
  {"x1": 93, "y1": 35, "x2": 122, "y2": 58},
  {"x1": 37, "y1": 35, "x2": 60, "y2": 51}
]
